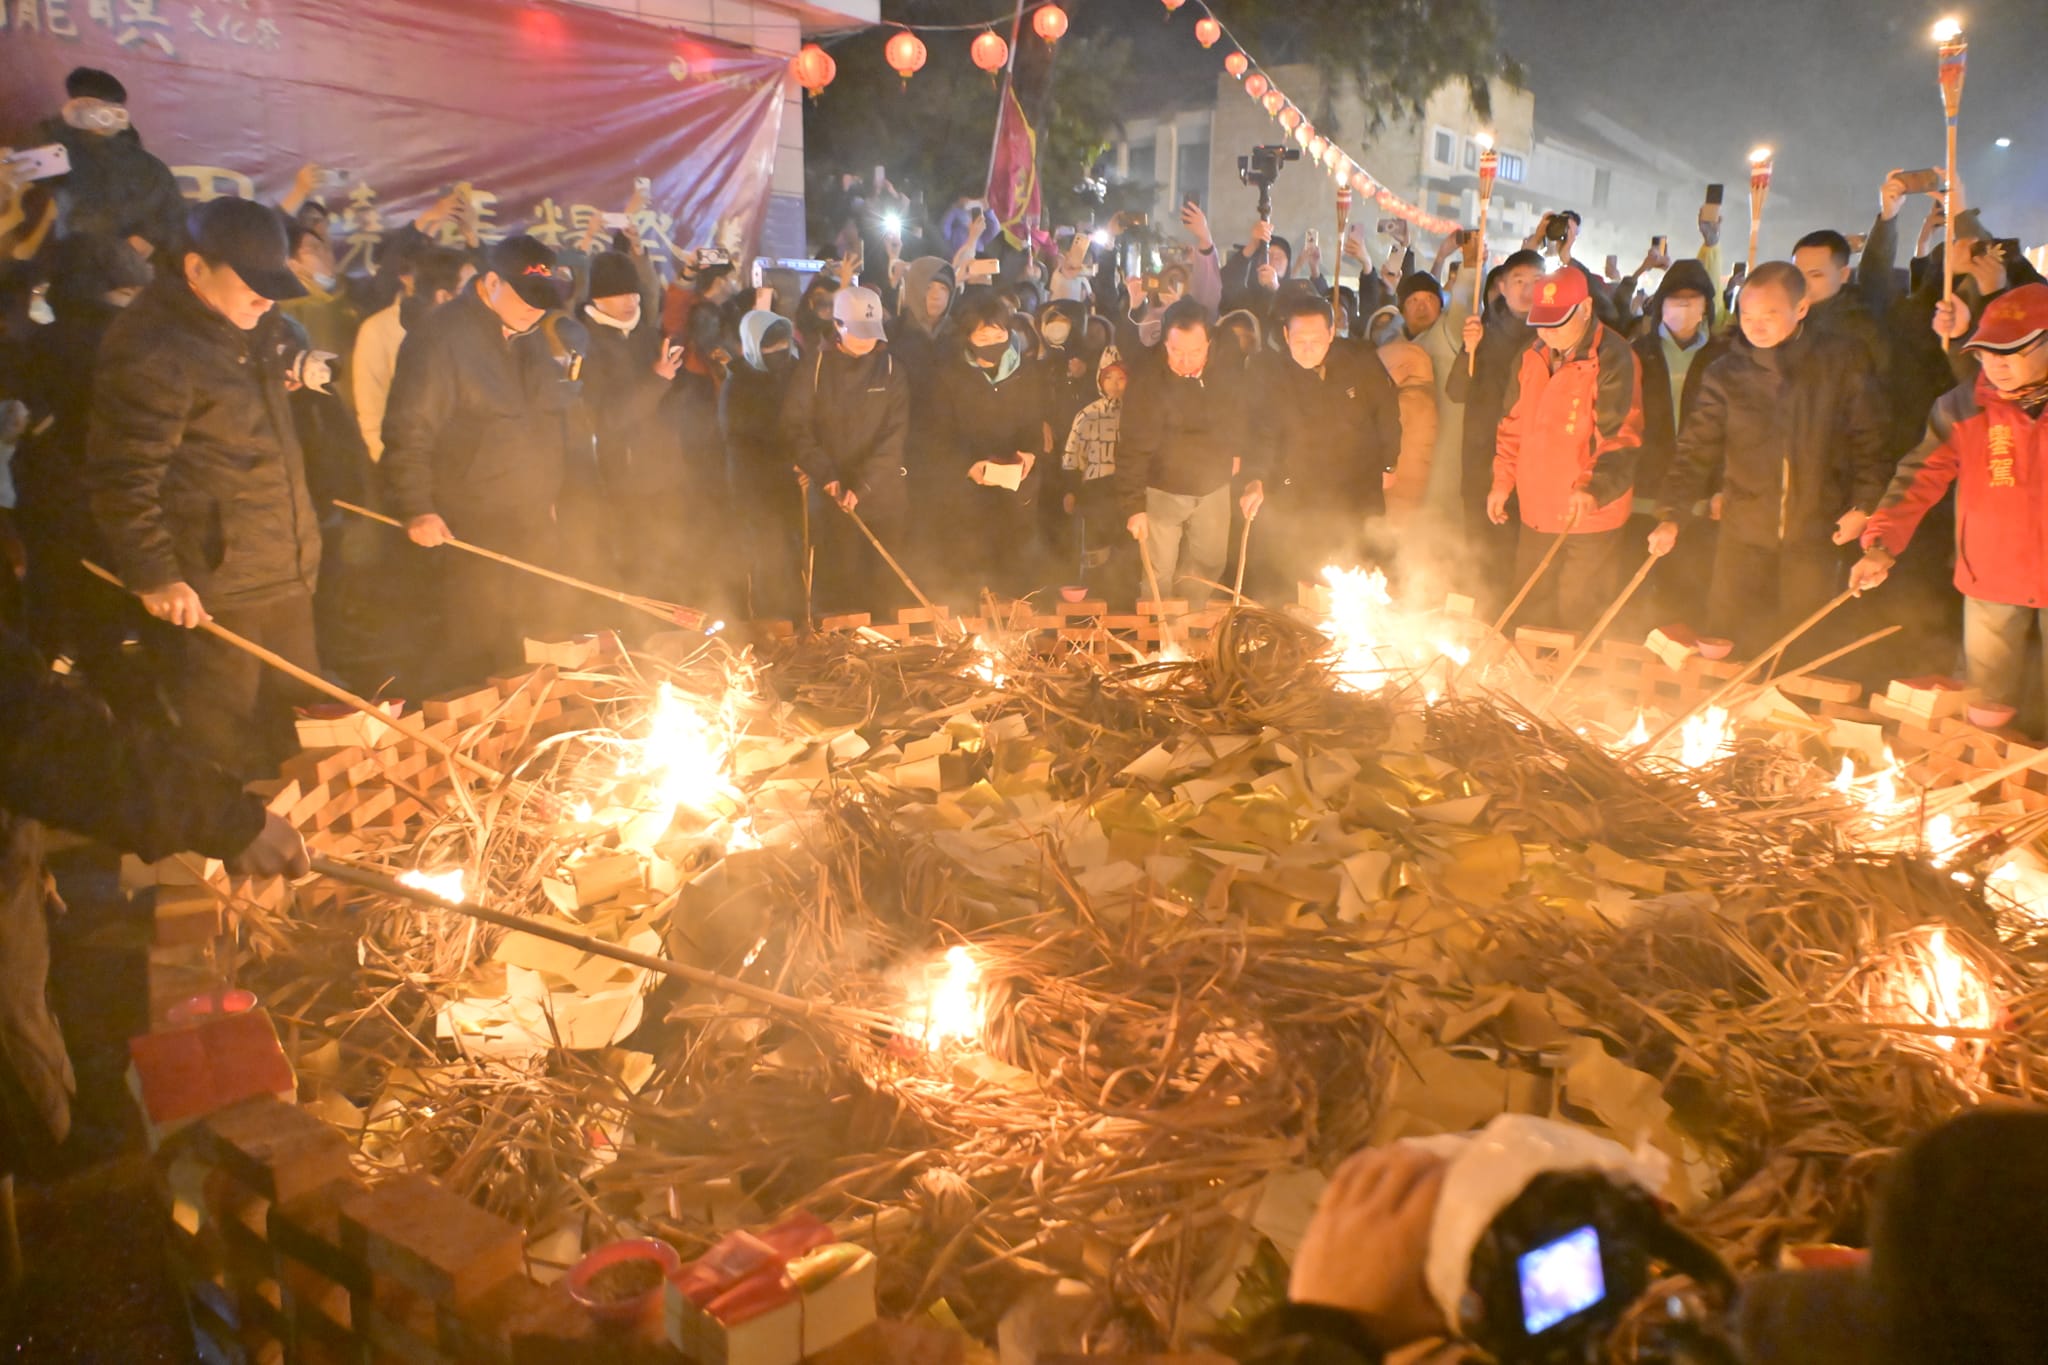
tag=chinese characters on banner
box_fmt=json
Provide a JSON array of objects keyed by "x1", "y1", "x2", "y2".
[{"x1": 1, "y1": 0, "x2": 787, "y2": 268}]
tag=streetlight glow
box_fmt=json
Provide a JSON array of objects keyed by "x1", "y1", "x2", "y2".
[{"x1": 1995, "y1": 136, "x2": 2012, "y2": 148}]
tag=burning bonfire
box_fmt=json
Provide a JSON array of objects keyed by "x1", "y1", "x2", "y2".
[{"x1": 227, "y1": 570, "x2": 2048, "y2": 1349}]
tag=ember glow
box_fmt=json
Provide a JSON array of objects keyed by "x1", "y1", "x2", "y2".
[
  {"x1": 1677, "y1": 707, "x2": 1732, "y2": 770},
  {"x1": 905, "y1": 946, "x2": 986, "y2": 1051},
  {"x1": 398, "y1": 867, "x2": 468, "y2": 903},
  {"x1": 1985, "y1": 854, "x2": 2048, "y2": 921},
  {"x1": 1316, "y1": 566, "x2": 1470, "y2": 695},
  {"x1": 967, "y1": 637, "x2": 1007, "y2": 687}
]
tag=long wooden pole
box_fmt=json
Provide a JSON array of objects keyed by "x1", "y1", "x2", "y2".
[
  {"x1": 1332, "y1": 187, "x2": 1351, "y2": 322},
  {"x1": 840, "y1": 503, "x2": 936, "y2": 613},
  {"x1": 334, "y1": 501, "x2": 711, "y2": 631},
  {"x1": 798, "y1": 474, "x2": 815, "y2": 633},
  {"x1": 1491, "y1": 530, "x2": 1570, "y2": 635},
  {"x1": 1733, "y1": 624, "x2": 1902, "y2": 703},
  {"x1": 1937, "y1": 27, "x2": 1968, "y2": 354},
  {"x1": 1231, "y1": 511, "x2": 1254, "y2": 606},
  {"x1": 83, "y1": 561, "x2": 507, "y2": 786},
  {"x1": 311, "y1": 857, "x2": 883, "y2": 1027},
  {"x1": 1642, "y1": 588, "x2": 1856, "y2": 754},
  {"x1": 1469, "y1": 143, "x2": 1497, "y2": 377},
  {"x1": 1138, "y1": 534, "x2": 1176, "y2": 654},
  {"x1": 1537, "y1": 552, "x2": 1657, "y2": 712}
]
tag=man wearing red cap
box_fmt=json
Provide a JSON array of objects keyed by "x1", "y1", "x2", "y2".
[
  {"x1": 1852, "y1": 283, "x2": 2048, "y2": 713},
  {"x1": 1484, "y1": 267, "x2": 1644, "y2": 630}
]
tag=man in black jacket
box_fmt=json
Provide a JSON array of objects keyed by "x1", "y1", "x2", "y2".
[
  {"x1": 1254, "y1": 294, "x2": 1402, "y2": 594},
  {"x1": 1119, "y1": 301, "x2": 1255, "y2": 612},
  {"x1": 928, "y1": 292, "x2": 1047, "y2": 601},
  {"x1": 780, "y1": 286, "x2": 910, "y2": 615},
  {"x1": 0, "y1": 623, "x2": 306, "y2": 1160},
  {"x1": 89, "y1": 198, "x2": 322, "y2": 776},
  {"x1": 31, "y1": 67, "x2": 187, "y2": 258},
  {"x1": 1649, "y1": 262, "x2": 1891, "y2": 659},
  {"x1": 1448, "y1": 250, "x2": 1544, "y2": 614},
  {"x1": 381, "y1": 234, "x2": 575, "y2": 690},
  {"x1": 1794, "y1": 229, "x2": 1888, "y2": 374}
]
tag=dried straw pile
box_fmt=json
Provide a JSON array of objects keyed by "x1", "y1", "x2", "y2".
[{"x1": 232, "y1": 605, "x2": 2048, "y2": 1349}]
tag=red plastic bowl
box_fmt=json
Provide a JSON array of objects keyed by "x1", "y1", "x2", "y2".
[
  {"x1": 1697, "y1": 637, "x2": 1734, "y2": 660},
  {"x1": 166, "y1": 989, "x2": 258, "y2": 1024},
  {"x1": 1060, "y1": 585, "x2": 1089, "y2": 603},
  {"x1": 1969, "y1": 701, "x2": 2019, "y2": 730},
  {"x1": 566, "y1": 1237, "x2": 682, "y2": 1322}
]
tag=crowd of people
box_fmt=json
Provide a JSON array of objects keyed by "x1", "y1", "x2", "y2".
[{"x1": 4, "y1": 63, "x2": 2048, "y2": 778}]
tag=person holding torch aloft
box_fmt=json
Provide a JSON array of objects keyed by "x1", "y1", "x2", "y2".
[{"x1": 1485, "y1": 269, "x2": 1644, "y2": 632}]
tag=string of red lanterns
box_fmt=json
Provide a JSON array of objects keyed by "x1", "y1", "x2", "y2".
[{"x1": 784, "y1": 0, "x2": 1460, "y2": 236}]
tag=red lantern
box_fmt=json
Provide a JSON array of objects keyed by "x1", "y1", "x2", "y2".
[
  {"x1": 1244, "y1": 72, "x2": 1269, "y2": 99},
  {"x1": 885, "y1": 29, "x2": 927, "y2": 80},
  {"x1": 1194, "y1": 16, "x2": 1221, "y2": 47},
  {"x1": 1279, "y1": 106, "x2": 1303, "y2": 134},
  {"x1": 1262, "y1": 89, "x2": 1285, "y2": 117},
  {"x1": 971, "y1": 30, "x2": 1008, "y2": 73},
  {"x1": 1033, "y1": 3, "x2": 1067, "y2": 42},
  {"x1": 791, "y1": 43, "x2": 836, "y2": 97},
  {"x1": 1307, "y1": 134, "x2": 1327, "y2": 162},
  {"x1": 1224, "y1": 51, "x2": 1249, "y2": 79},
  {"x1": 1162, "y1": 0, "x2": 1185, "y2": 10}
]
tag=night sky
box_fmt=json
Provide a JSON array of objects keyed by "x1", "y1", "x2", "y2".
[{"x1": 1495, "y1": 0, "x2": 2047, "y2": 246}]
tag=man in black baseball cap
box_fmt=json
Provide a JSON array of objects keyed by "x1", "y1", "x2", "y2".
[
  {"x1": 86, "y1": 196, "x2": 323, "y2": 775},
  {"x1": 381, "y1": 234, "x2": 583, "y2": 689}
]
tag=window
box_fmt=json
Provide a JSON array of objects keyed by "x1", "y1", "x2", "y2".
[
  {"x1": 1432, "y1": 128, "x2": 1454, "y2": 168},
  {"x1": 1463, "y1": 139, "x2": 1478, "y2": 172},
  {"x1": 1176, "y1": 139, "x2": 1209, "y2": 210},
  {"x1": 1125, "y1": 142, "x2": 1155, "y2": 189},
  {"x1": 1593, "y1": 168, "x2": 1612, "y2": 210},
  {"x1": 1498, "y1": 152, "x2": 1526, "y2": 183}
]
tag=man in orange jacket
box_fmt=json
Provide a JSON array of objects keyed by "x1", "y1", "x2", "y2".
[
  {"x1": 1485, "y1": 268, "x2": 1644, "y2": 629},
  {"x1": 1852, "y1": 283, "x2": 2048, "y2": 711}
]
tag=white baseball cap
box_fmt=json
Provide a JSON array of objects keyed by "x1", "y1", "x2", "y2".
[{"x1": 832, "y1": 285, "x2": 888, "y2": 341}]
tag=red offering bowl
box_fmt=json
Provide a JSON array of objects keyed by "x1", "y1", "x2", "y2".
[
  {"x1": 1697, "y1": 637, "x2": 1733, "y2": 660},
  {"x1": 166, "y1": 989, "x2": 258, "y2": 1024},
  {"x1": 1969, "y1": 701, "x2": 2018, "y2": 730},
  {"x1": 1060, "y1": 585, "x2": 1089, "y2": 603},
  {"x1": 567, "y1": 1237, "x2": 682, "y2": 1322}
]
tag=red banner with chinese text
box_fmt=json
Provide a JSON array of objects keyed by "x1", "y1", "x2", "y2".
[{"x1": 0, "y1": 0, "x2": 787, "y2": 272}]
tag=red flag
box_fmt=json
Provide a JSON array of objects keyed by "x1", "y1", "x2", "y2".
[{"x1": 985, "y1": 86, "x2": 1041, "y2": 250}]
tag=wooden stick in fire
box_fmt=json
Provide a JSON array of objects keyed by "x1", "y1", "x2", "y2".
[
  {"x1": 82, "y1": 560, "x2": 508, "y2": 787},
  {"x1": 838, "y1": 501, "x2": 937, "y2": 614},
  {"x1": 1935, "y1": 17, "x2": 1968, "y2": 354},
  {"x1": 310, "y1": 857, "x2": 894, "y2": 1029},
  {"x1": 333, "y1": 501, "x2": 715, "y2": 631},
  {"x1": 1137, "y1": 535, "x2": 1176, "y2": 655},
  {"x1": 1468, "y1": 134, "x2": 1497, "y2": 378},
  {"x1": 797, "y1": 470, "x2": 815, "y2": 633},
  {"x1": 1537, "y1": 551, "x2": 1657, "y2": 712},
  {"x1": 1231, "y1": 511, "x2": 1254, "y2": 606},
  {"x1": 1745, "y1": 146, "x2": 1773, "y2": 278},
  {"x1": 1642, "y1": 587, "x2": 1856, "y2": 754},
  {"x1": 1491, "y1": 529, "x2": 1571, "y2": 636}
]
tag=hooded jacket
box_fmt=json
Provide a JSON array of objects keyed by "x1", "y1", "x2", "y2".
[
  {"x1": 887, "y1": 257, "x2": 954, "y2": 381},
  {"x1": 1034, "y1": 299, "x2": 1096, "y2": 459},
  {"x1": 577, "y1": 299, "x2": 676, "y2": 498},
  {"x1": 1062, "y1": 348, "x2": 1124, "y2": 487},
  {"x1": 927, "y1": 334, "x2": 1046, "y2": 497},
  {"x1": 779, "y1": 342, "x2": 910, "y2": 495},
  {"x1": 1492, "y1": 319, "x2": 1644, "y2": 535},
  {"x1": 380, "y1": 287, "x2": 576, "y2": 523},
  {"x1": 1631, "y1": 259, "x2": 1729, "y2": 501},
  {"x1": 88, "y1": 276, "x2": 322, "y2": 608},
  {"x1": 1658, "y1": 325, "x2": 1891, "y2": 550},
  {"x1": 723, "y1": 310, "x2": 797, "y2": 502},
  {"x1": 1864, "y1": 375, "x2": 2048, "y2": 608}
]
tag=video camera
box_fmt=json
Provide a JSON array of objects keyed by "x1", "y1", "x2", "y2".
[
  {"x1": 1416, "y1": 1117, "x2": 1738, "y2": 1365},
  {"x1": 1237, "y1": 143, "x2": 1300, "y2": 222}
]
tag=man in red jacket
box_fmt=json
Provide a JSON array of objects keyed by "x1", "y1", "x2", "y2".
[
  {"x1": 1852, "y1": 283, "x2": 2048, "y2": 711},
  {"x1": 1485, "y1": 268, "x2": 1643, "y2": 629}
]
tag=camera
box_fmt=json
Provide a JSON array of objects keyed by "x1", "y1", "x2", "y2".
[
  {"x1": 1544, "y1": 213, "x2": 1573, "y2": 244},
  {"x1": 694, "y1": 247, "x2": 732, "y2": 268},
  {"x1": 1237, "y1": 143, "x2": 1300, "y2": 193}
]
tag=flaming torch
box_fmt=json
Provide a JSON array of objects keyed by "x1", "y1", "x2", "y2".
[
  {"x1": 1333, "y1": 183, "x2": 1352, "y2": 321},
  {"x1": 1469, "y1": 132, "x2": 1498, "y2": 377},
  {"x1": 1934, "y1": 17, "x2": 1967, "y2": 349},
  {"x1": 1745, "y1": 145, "x2": 1774, "y2": 276}
]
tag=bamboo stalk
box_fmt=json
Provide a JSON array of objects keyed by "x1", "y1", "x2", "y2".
[
  {"x1": 83, "y1": 560, "x2": 507, "y2": 787},
  {"x1": 1137, "y1": 534, "x2": 1175, "y2": 654},
  {"x1": 1738, "y1": 624, "x2": 1902, "y2": 702},
  {"x1": 840, "y1": 502, "x2": 937, "y2": 614},
  {"x1": 311, "y1": 856, "x2": 891, "y2": 1029},
  {"x1": 334, "y1": 501, "x2": 712, "y2": 631},
  {"x1": 798, "y1": 473, "x2": 815, "y2": 633},
  {"x1": 1643, "y1": 588, "x2": 1856, "y2": 753},
  {"x1": 1492, "y1": 529, "x2": 1570, "y2": 635},
  {"x1": 1231, "y1": 510, "x2": 1254, "y2": 606},
  {"x1": 1538, "y1": 552, "x2": 1657, "y2": 712}
]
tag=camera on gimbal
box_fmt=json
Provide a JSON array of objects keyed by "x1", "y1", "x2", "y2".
[{"x1": 1237, "y1": 143, "x2": 1300, "y2": 193}]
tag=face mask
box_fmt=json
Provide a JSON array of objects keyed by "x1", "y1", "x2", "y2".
[
  {"x1": 764, "y1": 348, "x2": 795, "y2": 374},
  {"x1": 971, "y1": 339, "x2": 1010, "y2": 367},
  {"x1": 28, "y1": 295, "x2": 54, "y2": 326},
  {"x1": 589, "y1": 300, "x2": 640, "y2": 333},
  {"x1": 312, "y1": 272, "x2": 338, "y2": 292},
  {"x1": 1042, "y1": 318, "x2": 1072, "y2": 347}
]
